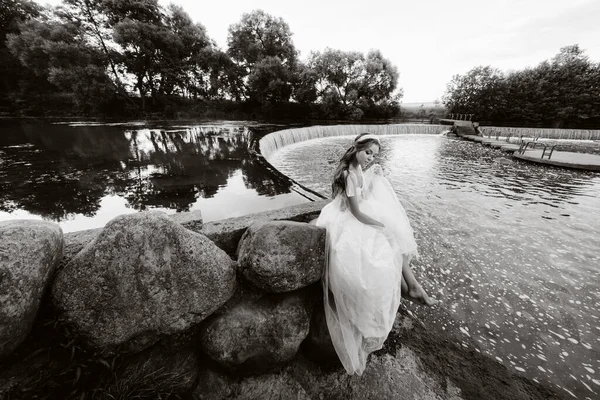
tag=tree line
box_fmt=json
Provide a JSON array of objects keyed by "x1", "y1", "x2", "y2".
[
  {"x1": 443, "y1": 45, "x2": 600, "y2": 129},
  {"x1": 1, "y1": 0, "x2": 402, "y2": 119}
]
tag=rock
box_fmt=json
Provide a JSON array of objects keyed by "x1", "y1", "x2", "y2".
[
  {"x1": 51, "y1": 211, "x2": 236, "y2": 354},
  {"x1": 199, "y1": 290, "x2": 312, "y2": 375},
  {"x1": 0, "y1": 220, "x2": 63, "y2": 359},
  {"x1": 290, "y1": 349, "x2": 451, "y2": 400},
  {"x1": 237, "y1": 221, "x2": 326, "y2": 293},
  {"x1": 194, "y1": 347, "x2": 454, "y2": 400},
  {"x1": 198, "y1": 200, "x2": 328, "y2": 258},
  {"x1": 58, "y1": 227, "x2": 101, "y2": 273},
  {"x1": 193, "y1": 362, "x2": 310, "y2": 400}
]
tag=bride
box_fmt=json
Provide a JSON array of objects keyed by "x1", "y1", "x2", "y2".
[{"x1": 316, "y1": 132, "x2": 437, "y2": 375}]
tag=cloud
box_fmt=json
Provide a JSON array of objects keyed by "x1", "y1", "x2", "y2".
[{"x1": 446, "y1": 0, "x2": 600, "y2": 70}]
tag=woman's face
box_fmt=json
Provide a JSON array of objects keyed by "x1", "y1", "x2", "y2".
[{"x1": 356, "y1": 143, "x2": 380, "y2": 168}]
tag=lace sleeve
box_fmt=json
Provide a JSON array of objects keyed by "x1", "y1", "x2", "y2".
[
  {"x1": 370, "y1": 164, "x2": 383, "y2": 175},
  {"x1": 345, "y1": 171, "x2": 357, "y2": 197}
]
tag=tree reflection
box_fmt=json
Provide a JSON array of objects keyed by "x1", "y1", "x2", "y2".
[{"x1": 0, "y1": 122, "x2": 295, "y2": 221}]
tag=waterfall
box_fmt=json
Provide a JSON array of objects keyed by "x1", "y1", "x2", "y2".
[
  {"x1": 259, "y1": 124, "x2": 447, "y2": 161},
  {"x1": 479, "y1": 126, "x2": 600, "y2": 141}
]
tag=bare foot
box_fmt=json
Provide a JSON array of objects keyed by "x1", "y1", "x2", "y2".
[{"x1": 405, "y1": 285, "x2": 439, "y2": 306}]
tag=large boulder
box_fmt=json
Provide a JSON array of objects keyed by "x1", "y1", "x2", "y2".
[
  {"x1": 0, "y1": 220, "x2": 63, "y2": 359},
  {"x1": 199, "y1": 290, "x2": 313, "y2": 375},
  {"x1": 51, "y1": 211, "x2": 236, "y2": 353},
  {"x1": 237, "y1": 221, "x2": 326, "y2": 293}
]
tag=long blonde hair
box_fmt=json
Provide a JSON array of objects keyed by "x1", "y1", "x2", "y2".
[{"x1": 331, "y1": 133, "x2": 380, "y2": 198}]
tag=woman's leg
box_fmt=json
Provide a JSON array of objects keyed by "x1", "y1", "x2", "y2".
[{"x1": 401, "y1": 256, "x2": 438, "y2": 306}]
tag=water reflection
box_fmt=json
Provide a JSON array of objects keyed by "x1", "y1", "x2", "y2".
[
  {"x1": 269, "y1": 134, "x2": 600, "y2": 399},
  {"x1": 0, "y1": 120, "x2": 305, "y2": 231}
]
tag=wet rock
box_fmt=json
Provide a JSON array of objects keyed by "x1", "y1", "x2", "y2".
[
  {"x1": 52, "y1": 211, "x2": 236, "y2": 354},
  {"x1": 199, "y1": 290, "x2": 312, "y2": 375},
  {"x1": 237, "y1": 221, "x2": 326, "y2": 293},
  {"x1": 0, "y1": 220, "x2": 63, "y2": 359},
  {"x1": 290, "y1": 349, "x2": 454, "y2": 400}
]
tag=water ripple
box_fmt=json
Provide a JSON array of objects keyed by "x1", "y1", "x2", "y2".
[{"x1": 270, "y1": 134, "x2": 600, "y2": 399}]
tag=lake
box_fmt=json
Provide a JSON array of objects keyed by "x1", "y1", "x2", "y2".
[
  {"x1": 0, "y1": 119, "x2": 310, "y2": 232},
  {"x1": 269, "y1": 134, "x2": 600, "y2": 399}
]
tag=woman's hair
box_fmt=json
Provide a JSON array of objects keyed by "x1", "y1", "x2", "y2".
[{"x1": 331, "y1": 133, "x2": 380, "y2": 198}]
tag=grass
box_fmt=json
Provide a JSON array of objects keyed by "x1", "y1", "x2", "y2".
[{"x1": 0, "y1": 300, "x2": 195, "y2": 400}]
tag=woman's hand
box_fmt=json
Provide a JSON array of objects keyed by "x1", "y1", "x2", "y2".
[{"x1": 370, "y1": 164, "x2": 383, "y2": 175}]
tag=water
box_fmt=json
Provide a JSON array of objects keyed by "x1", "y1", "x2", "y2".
[
  {"x1": 269, "y1": 134, "x2": 600, "y2": 399},
  {"x1": 0, "y1": 120, "x2": 308, "y2": 232}
]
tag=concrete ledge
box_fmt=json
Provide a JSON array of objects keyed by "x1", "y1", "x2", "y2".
[
  {"x1": 62, "y1": 200, "x2": 330, "y2": 266},
  {"x1": 513, "y1": 150, "x2": 600, "y2": 171},
  {"x1": 499, "y1": 144, "x2": 521, "y2": 153},
  {"x1": 198, "y1": 200, "x2": 329, "y2": 258}
]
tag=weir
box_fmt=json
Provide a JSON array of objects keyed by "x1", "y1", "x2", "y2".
[{"x1": 259, "y1": 124, "x2": 448, "y2": 160}]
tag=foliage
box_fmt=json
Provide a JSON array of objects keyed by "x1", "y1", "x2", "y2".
[
  {"x1": 443, "y1": 45, "x2": 600, "y2": 128},
  {"x1": 227, "y1": 9, "x2": 297, "y2": 68},
  {"x1": 307, "y1": 48, "x2": 401, "y2": 118},
  {"x1": 6, "y1": 16, "x2": 115, "y2": 113},
  {"x1": 0, "y1": 0, "x2": 42, "y2": 104},
  {"x1": 2, "y1": 1, "x2": 403, "y2": 119},
  {"x1": 226, "y1": 9, "x2": 298, "y2": 105}
]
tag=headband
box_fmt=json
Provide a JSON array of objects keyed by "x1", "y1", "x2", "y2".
[{"x1": 355, "y1": 134, "x2": 380, "y2": 143}]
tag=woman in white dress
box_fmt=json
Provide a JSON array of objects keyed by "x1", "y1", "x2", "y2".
[{"x1": 316, "y1": 133, "x2": 437, "y2": 375}]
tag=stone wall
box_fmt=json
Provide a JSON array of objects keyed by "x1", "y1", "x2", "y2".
[{"x1": 0, "y1": 203, "x2": 561, "y2": 399}]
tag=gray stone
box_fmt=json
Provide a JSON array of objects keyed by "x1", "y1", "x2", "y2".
[
  {"x1": 199, "y1": 290, "x2": 312, "y2": 374},
  {"x1": 237, "y1": 221, "x2": 326, "y2": 293},
  {"x1": 51, "y1": 211, "x2": 236, "y2": 353},
  {"x1": 289, "y1": 349, "x2": 450, "y2": 400},
  {"x1": 193, "y1": 364, "x2": 310, "y2": 400},
  {"x1": 198, "y1": 200, "x2": 329, "y2": 258},
  {"x1": 0, "y1": 220, "x2": 63, "y2": 358},
  {"x1": 193, "y1": 347, "x2": 456, "y2": 400}
]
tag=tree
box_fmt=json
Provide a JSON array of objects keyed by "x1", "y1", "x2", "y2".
[
  {"x1": 108, "y1": 0, "x2": 164, "y2": 109},
  {"x1": 58, "y1": 0, "x2": 131, "y2": 100},
  {"x1": 226, "y1": 10, "x2": 298, "y2": 103},
  {"x1": 227, "y1": 9, "x2": 297, "y2": 69},
  {"x1": 0, "y1": 0, "x2": 42, "y2": 100},
  {"x1": 7, "y1": 17, "x2": 114, "y2": 113},
  {"x1": 307, "y1": 48, "x2": 401, "y2": 118},
  {"x1": 442, "y1": 45, "x2": 600, "y2": 127},
  {"x1": 442, "y1": 65, "x2": 504, "y2": 121},
  {"x1": 290, "y1": 61, "x2": 318, "y2": 104},
  {"x1": 157, "y1": 4, "x2": 214, "y2": 98},
  {"x1": 247, "y1": 56, "x2": 293, "y2": 104}
]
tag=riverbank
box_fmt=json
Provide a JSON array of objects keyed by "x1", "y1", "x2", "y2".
[{"x1": 0, "y1": 204, "x2": 567, "y2": 399}]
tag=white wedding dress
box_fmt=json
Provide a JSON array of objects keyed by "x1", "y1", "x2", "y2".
[{"x1": 316, "y1": 164, "x2": 418, "y2": 375}]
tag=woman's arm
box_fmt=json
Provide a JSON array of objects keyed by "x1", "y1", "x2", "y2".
[{"x1": 347, "y1": 196, "x2": 385, "y2": 228}]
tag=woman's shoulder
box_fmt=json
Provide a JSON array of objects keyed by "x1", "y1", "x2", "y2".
[{"x1": 344, "y1": 169, "x2": 358, "y2": 179}]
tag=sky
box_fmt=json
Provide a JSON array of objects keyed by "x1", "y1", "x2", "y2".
[{"x1": 42, "y1": 0, "x2": 600, "y2": 103}]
